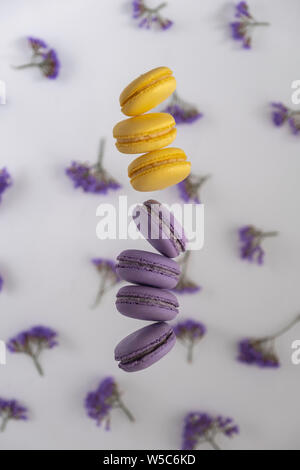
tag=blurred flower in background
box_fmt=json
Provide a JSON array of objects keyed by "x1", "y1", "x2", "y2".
[
  {"x1": 178, "y1": 174, "x2": 210, "y2": 204},
  {"x1": 0, "y1": 168, "x2": 12, "y2": 205},
  {"x1": 173, "y1": 252, "x2": 201, "y2": 294},
  {"x1": 13, "y1": 37, "x2": 60, "y2": 79},
  {"x1": 162, "y1": 92, "x2": 203, "y2": 124},
  {"x1": 230, "y1": 2, "x2": 269, "y2": 49},
  {"x1": 85, "y1": 377, "x2": 134, "y2": 430},
  {"x1": 0, "y1": 275, "x2": 3, "y2": 293},
  {"x1": 182, "y1": 412, "x2": 239, "y2": 450},
  {"x1": 91, "y1": 258, "x2": 120, "y2": 307},
  {"x1": 271, "y1": 103, "x2": 300, "y2": 135},
  {"x1": 66, "y1": 139, "x2": 121, "y2": 194},
  {"x1": 132, "y1": 0, "x2": 173, "y2": 30},
  {"x1": 7, "y1": 325, "x2": 58, "y2": 376},
  {"x1": 174, "y1": 319, "x2": 206, "y2": 363},
  {"x1": 0, "y1": 398, "x2": 28, "y2": 432},
  {"x1": 238, "y1": 313, "x2": 300, "y2": 368},
  {"x1": 238, "y1": 225, "x2": 278, "y2": 265}
]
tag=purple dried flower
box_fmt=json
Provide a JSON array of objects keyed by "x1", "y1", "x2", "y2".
[
  {"x1": 0, "y1": 398, "x2": 28, "y2": 432},
  {"x1": 238, "y1": 225, "x2": 278, "y2": 265},
  {"x1": 177, "y1": 174, "x2": 210, "y2": 204},
  {"x1": 235, "y1": 2, "x2": 252, "y2": 19},
  {"x1": 173, "y1": 252, "x2": 201, "y2": 295},
  {"x1": 230, "y1": 3, "x2": 269, "y2": 49},
  {"x1": 163, "y1": 92, "x2": 203, "y2": 124},
  {"x1": 0, "y1": 168, "x2": 12, "y2": 204},
  {"x1": 174, "y1": 319, "x2": 206, "y2": 363},
  {"x1": 132, "y1": 1, "x2": 173, "y2": 31},
  {"x1": 66, "y1": 139, "x2": 121, "y2": 194},
  {"x1": 271, "y1": 102, "x2": 289, "y2": 126},
  {"x1": 182, "y1": 412, "x2": 239, "y2": 450},
  {"x1": 7, "y1": 325, "x2": 58, "y2": 376},
  {"x1": 271, "y1": 103, "x2": 300, "y2": 135},
  {"x1": 0, "y1": 276, "x2": 3, "y2": 292},
  {"x1": 238, "y1": 313, "x2": 300, "y2": 368},
  {"x1": 13, "y1": 37, "x2": 60, "y2": 79},
  {"x1": 85, "y1": 377, "x2": 134, "y2": 430},
  {"x1": 91, "y1": 258, "x2": 121, "y2": 307},
  {"x1": 28, "y1": 37, "x2": 47, "y2": 51}
]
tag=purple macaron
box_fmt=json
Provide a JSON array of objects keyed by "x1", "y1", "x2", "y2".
[
  {"x1": 114, "y1": 322, "x2": 176, "y2": 372},
  {"x1": 116, "y1": 285, "x2": 179, "y2": 321},
  {"x1": 133, "y1": 199, "x2": 187, "y2": 258},
  {"x1": 116, "y1": 249, "x2": 180, "y2": 289}
]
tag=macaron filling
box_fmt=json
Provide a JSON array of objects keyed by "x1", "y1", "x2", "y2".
[
  {"x1": 129, "y1": 157, "x2": 187, "y2": 179},
  {"x1": 116, "y1": 126, "x2": 175, "y2": 144},
  {"x1": 118, "y1": 331, "x2": 174, "y2": 365},
  {"x1": 116, "y1": 294, "x2": 178, "y2": 311},
  {"x1": 117, "y1": 257, "x2": 179, "y2": 279},
  {"x1": 144, "y1": 202, "x2": 185, "y2": 254}
]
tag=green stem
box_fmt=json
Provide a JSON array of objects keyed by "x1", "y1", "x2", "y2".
[
  {"x1": 0, "y1": 416, "x2": 9, "y2": 432},
  {"x1": 261, "y1": 231, "x2": 278, "y2": 238},
  {"x1": 148, "y1": 2, "x2": 167, "y2": 13},
  {"x1": 91, "y1": 267, "x2": 109, "y2": 308},
  {"x1": 268, "y1": 313, "x2": 300, "y2": 341},
  {"x1": 96, "y1": 138, "x2": 106, "y2": 170},
  {"x1": 117, "y1": 399, "x2": 135, "y2": 422},
  {"x1": 252, "y1": 21, "x2": 270, "y2": 27},
  {"x1": 207, "y1": 437, "x2": 221, "y2": 450},
  {"x1": 12, "y1": 63, "x2": 40, "y2": 70},
  {"x1": 187, "y1": 341, "x2": 194, "y2": 363},
  {"x1": 32, "y1": 355, "x2": 44, "y2": 376}
]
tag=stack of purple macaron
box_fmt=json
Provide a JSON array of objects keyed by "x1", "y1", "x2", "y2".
[{"x1": 114, "y1": 199, "x2": 187, "y2": 373}]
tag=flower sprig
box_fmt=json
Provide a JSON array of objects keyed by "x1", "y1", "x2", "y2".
[
  {"x1": 178, "y1": 174, "x2": 211, "y2": 204},
  {"x1": 0, "y1": 398, "x2": 28, "y2": 432},
  {"x1": 230, "y1": 2, "x2": 269, "y2": 49},
  {"x1": 271, "y1": 103, "x2": 300, "y2": 135},
  {"x1": 0, "y1": 168, "x2": 12, "y2": 205},
  {"x1": 7, "y1": 326, "x2": 58, "y2": 376},
  {"x1": 163, "y1": 92, "x2": 203, "y2": 124},
  {"x1": 132, "y1": 0, "x2": 173, "y2": 30},
  {"x1": 85, "y1": 377, "x2": 134, "y2": 430},
  {"x1": 239, "y1": 225, "x2": 278, "y2": 265},
  {"x1": 238, "y1": 313, "x2": 300, "y2": 368},
  {"x1": 13, "y1": 37, "x2": 60, "y2": 79},
  {"x1": 66, "y1": 139, "x2": 121, "y2": 194},
  {"x1": 174, "y1": 319, "x2": 206, "y2": 363},
  {"x1": 173, "y1": 252, "x2": 201, "y2": 294},
  {"x1": 182, "y1": 412, "x2": 239, "y2": 450},
  {"x1": 91, "y1": 258, "x2": 121, "y2": 307}
]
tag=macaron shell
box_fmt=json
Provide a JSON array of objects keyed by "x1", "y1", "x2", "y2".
[
  {"x1": 133, "y1": 201, "x2": 186, "y2": 258},
  {"x1": 113, "y1": 113, "x2": 176, "y2": 154},
  {"x1": 131, "y1": 161, "x2": 191, "y2": 191},
  {"x1": 116, "y1": 249, "x2": 180, "y2": 289},
  {"x1": 121, "y1": 76, "x2": 176, "y2": 116},
  {"x1": 114, "y1": 322, "x2": 176, "y2": 372},
  {"x1": 120, "y1": 67, "x2": 173, "y2": 106},
  {"x1": 116, "y1": 285, "x2": 179, "y2": 321},
  {"x1": 128, "y1": 147, "x2": 191, "y2": 191}
]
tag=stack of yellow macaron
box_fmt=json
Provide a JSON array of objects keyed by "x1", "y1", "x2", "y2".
[{"x1": 113, "y1": 67, "x2": 191, "y2": 192}]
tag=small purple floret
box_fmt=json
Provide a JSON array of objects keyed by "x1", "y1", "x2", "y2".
[{"x1": 182, "y1": 412, "x2": 239, "y2": 450}]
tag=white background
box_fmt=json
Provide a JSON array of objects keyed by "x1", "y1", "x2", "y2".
[{"x1": 0, "y1": 0, "x2": 300, "y2": 450}]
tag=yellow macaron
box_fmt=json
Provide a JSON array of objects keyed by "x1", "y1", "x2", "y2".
[
  {"x1": 113, "y1": 112, "x2": 177, "y2": 154},
  {"x1": 120, "y1": 67, "x2": 176, "y2": 116},
  {"x1": 128, "y1": 147, "x2": 191, "y2": 191}
]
